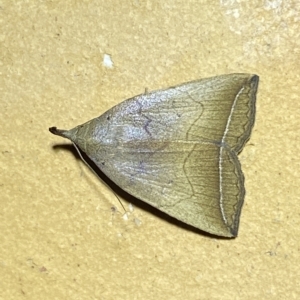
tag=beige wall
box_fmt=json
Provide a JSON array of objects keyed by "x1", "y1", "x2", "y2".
[{"x1": 1, "y1": 1, "x2": 299, "y2": 299}]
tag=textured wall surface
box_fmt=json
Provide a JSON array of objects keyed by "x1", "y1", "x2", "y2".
[{"x1": 1, "y1": 1, "x2": 300, "y2": 299}]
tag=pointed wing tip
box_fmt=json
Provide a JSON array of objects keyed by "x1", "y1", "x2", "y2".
[
  {"x1": 250, "y1": 74, "x2": 259, "y2": 87},
  {"x1": 228, "y1": 217, "x2": 241, "y2": 238},
  {"x1": 230, "y1": 228, "x2": 238, "y2": 238}
]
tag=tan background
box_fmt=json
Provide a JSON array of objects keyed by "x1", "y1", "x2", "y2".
[{"x1": 1, "y1": 1, "x2": 299, "y2": 299}]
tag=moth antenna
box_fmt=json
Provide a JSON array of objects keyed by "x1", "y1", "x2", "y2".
[{"x1": 71, "y1": 142, "x2": 127, "y2": 213}]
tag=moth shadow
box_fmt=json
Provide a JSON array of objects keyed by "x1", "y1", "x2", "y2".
[{"x1": 52, "y1": 143, "x2": 232, "y2": 240}]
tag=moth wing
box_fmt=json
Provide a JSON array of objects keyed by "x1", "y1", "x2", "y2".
[
  {"x1": 96, "y1": 140, "x2": 244, "y2": 237},
  {"x1": 93, "y1": 73, "x2": 257, "y2": 152}
]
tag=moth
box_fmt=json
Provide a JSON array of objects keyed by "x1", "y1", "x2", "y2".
[{"x1": 50, "y1": 74, "x2": 259, "y2": 237}]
